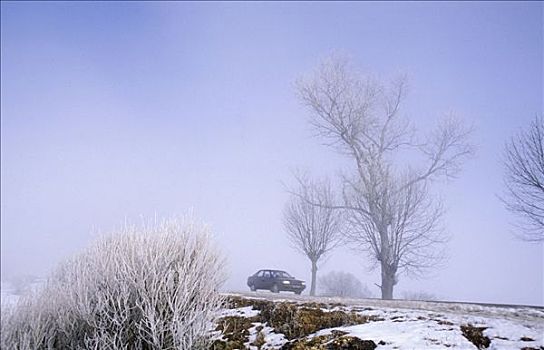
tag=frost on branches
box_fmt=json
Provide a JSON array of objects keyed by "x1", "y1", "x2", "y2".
[{"x1": 1, "y1": 217, "x2": 225, "y2": 350}]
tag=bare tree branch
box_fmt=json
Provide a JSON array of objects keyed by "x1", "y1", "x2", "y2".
[
  {"x1": 296, "y1": 55, "x2": 473, "y2": 299},
  {"x1": 502, "y1": 116, "x2": 544, "y2": 242},
  {"x1": 283, "y1": 173, "x2": 344, "y2": 296}
]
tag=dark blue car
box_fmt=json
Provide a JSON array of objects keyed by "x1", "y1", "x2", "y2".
[{"x1": 247, "y1": 269, "x2": 306, "y2": 294}]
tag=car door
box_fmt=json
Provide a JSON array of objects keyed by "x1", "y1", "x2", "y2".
[
  {"x1": 262, "y1": 270, "x2": 272, "y2": 289},
  {"x1": 270, "y1": 271, "x2": 279, "y2": 287},
  {"x1": 253, "y1": 270, "x2": 264, "y2": 289}
]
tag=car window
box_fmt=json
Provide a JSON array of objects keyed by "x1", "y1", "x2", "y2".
[
  {"x1": 263, "y1": 271, "x2": 271, "y2": 278},
  {"x1": 256, "y1": 270, "x2": 263, "y2": 277}
]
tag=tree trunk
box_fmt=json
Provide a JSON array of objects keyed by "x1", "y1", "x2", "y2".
[
  {"x1": 380, "y1": 274, "x2": 394, "y2": 300},
  {"x1": 310, "y1": 260, "x2": 318, "y2": 296},
  {"x1": 380, "y1": 262, "x2": 396, "y2": 300}
]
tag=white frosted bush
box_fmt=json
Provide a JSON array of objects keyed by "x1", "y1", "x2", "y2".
[
  {"x1": 1, "y1": 217, "x2": 225, "y2": 349},
  {"x1": 401, "y1": 290, "x2": 438, "y2": 301},
  {"x1": 319, "y1": 271, "x2": 371, "y2": 299}
]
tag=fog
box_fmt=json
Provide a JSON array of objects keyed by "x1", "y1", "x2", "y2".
[{"x1": 1, "y1": 2, "x2": 542, "y2": 305}]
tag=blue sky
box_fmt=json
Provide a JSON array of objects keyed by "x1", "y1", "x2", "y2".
[{"x1": 1, "y1": 1, "x2": 542, "y2": 305}]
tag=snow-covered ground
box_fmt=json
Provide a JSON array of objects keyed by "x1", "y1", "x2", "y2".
[
  {"x1": 313, "y1": 306, "x2": 543, "y2": 349},
  {"x1": 0, "y1": 281, "x2": 21, "y2": 307},
  {"x1": 217, "y1": 292, "x2": 544, "y2": 349},
  {"x1": 1, "y1": 279, "x2": 46, "y2": 308},
  {"x1": 2, "y1": 285, "x2": 542, "y2": 349}
]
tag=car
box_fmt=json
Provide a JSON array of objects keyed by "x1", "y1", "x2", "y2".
[{"x1": 247, "y1": 269, "x2": 306, "y2": 294}]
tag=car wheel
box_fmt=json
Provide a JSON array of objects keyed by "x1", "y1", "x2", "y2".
[
  {"x1": 250, "y1": 284, "x2": 256, "y2": 292},
  {"x1": 271, "y1": 284, "x2": 279, "y2": 293},
  {"x1": 295, "y1": 291, "x2": 302, "y2": 295}
]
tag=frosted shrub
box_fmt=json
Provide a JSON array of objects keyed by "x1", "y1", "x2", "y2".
[
  {"x1": 1, "y1": 217, "x2": 225, "y2": 349},
  {"x1": 319, "y1": 271, "x2": 371, "y2": 299},
  {"x1": 401, "y1": 290, "x2": 438, "y2": 301}
]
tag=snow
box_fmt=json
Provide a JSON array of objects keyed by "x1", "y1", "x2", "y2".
[
  {"x1": 219, "y1": 293, "x2": 544, "y2": 349},
  {"x1": 316, "y1": 311, "x2": 543, "y2": 349},
  {"x1": 246, "y1": 323, "x2": 288, "y2": 350},
  {"x1": 0, "y1": 281, "x2": 20, "y2": 307},
  {"x1": 212, "y1": 305, "x2": 289, "y2": 349},
  {"x1": 220, "y1": 305, "x2": 261, "y2": 318},
  {"x1": 1, "y1": 279, "x2": 47, "y2": 308},
  {"x1": 320, "y1": 320, "x2": 475, "y2": 349}
]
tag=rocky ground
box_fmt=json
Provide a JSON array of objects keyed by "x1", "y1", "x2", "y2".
[{"x1": 210, "y1": 292, "x2": 544, "y2": 350}]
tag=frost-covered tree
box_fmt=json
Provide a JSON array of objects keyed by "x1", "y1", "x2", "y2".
[
  {"x1": 1, "y1": 216, "x2": 225, "y2": 349},
  {"x1": 284, "y1": 174, "x2": 344, "y2": 296},
  {"x1": 401, "y1": 290, "x2": 438, "y2": 301},
  {"x1": 296, "y1": 56, "x2": 473, "y2": 299},
  {"x1": 319, "y1": 271, "x2": 371, "y2": 298},
  {"x1": 502, "y1": 116, "x2": 544, "y2": 242}
]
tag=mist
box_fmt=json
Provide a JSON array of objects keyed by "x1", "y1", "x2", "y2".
[{"x1": 1, "y1": 1, "x2": 542, "y2": 306}]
